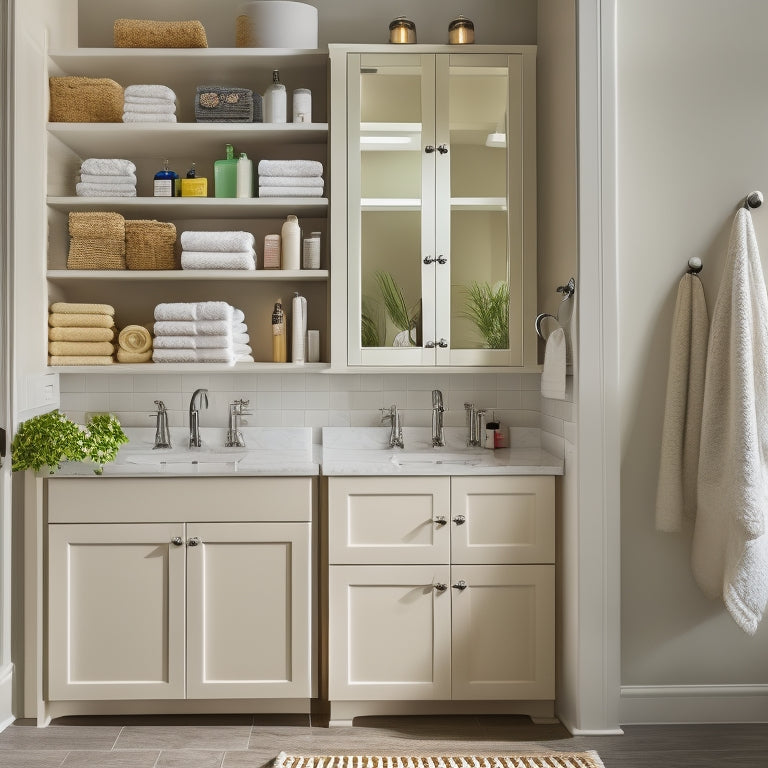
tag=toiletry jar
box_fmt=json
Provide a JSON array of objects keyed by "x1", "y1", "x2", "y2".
[{"x1": 236, "y1": 1, "x2": 318, "y2": 48}]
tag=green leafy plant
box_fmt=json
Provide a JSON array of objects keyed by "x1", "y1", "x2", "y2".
[
  {"x1": 11, "y1": 410, "x2": 128, "y2": 475},
  {"x1": 375, "y1": 271, "x2": 419, "y2": 346},
  {"x1": 462, "y1": 280, "x2": 510, "y2": 349},
  {"x1": 361, "y1": 297, "x2": 382, "y2": 347}
]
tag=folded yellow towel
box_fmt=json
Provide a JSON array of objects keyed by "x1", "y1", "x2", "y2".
[
  {"x1": 48, "y1": 313, "x2": 115, "y2": 328},
  {"x1": 114, "y1": 19, "x2": 208, "y2": 48},
  {"x1": 118, "y1": 324, "x2": 153, "y2": 353},
  {"x1": 49, "y1": 355, "x2": 114, "y2": 366},
  {"x1": 48, "y1": 326, "x2": 115, "y2": 342},
  {"x1": 50, "y1": 302, "x2": 116, "y2": 316},
  {"x1": 69, "y1": 211, "x2": 126, "y2": 240},
  {"x1": 49, "y1": 76, "x2": 124, "y2": 123},
  {"x1": 117, "y1": 349, "x2": 153, "y2": 363},
  {"x1": 48, "y1": 341, "x2": 116, "y2": 356}
]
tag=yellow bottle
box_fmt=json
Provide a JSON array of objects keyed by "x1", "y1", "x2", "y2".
[{"x1": 272, "y1": 300, "x2": 287, "y2": 363}]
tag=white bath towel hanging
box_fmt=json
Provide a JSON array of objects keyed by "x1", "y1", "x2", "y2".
[
  {"x1": 655, "y1": 272, "x2": 709, "y2": 531},
  {"x1": 541, "y1": 326, "x2": 566, "y2": 400},
  {"x1": 693, "y1": 207, "x2": 768, "y2": 635}
]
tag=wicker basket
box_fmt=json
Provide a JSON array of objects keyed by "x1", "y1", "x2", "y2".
[
  {"x1": 49, "y1": 77, "x2": 124, "y2": 123},
  {"x1": 114, "y1": 19, "x2": 208, "y2": 48},
  {"x1": 67, "y1": 238, "x2": 127, "y2": 270},
  {"x1": 125, "y1": 220, "x2": 177, "y2": 270},
  {"x1": 68, "y1": 211, "x2": 125, "y2": 240}
]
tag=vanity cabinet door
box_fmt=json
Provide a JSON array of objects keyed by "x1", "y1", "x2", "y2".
[
  {"x1": 328, "y1": 565, "x2": 451, "y2": 700},
  {"x1": 186, "y1": 522, "x2": 312, "y2": 699},
  {"x1": 48, "y1": 523, "x2": 186, "y2": 701}
]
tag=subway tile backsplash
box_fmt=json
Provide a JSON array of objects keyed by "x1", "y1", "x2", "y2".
[{"x1": 59, "y1": 372, "x2": 575, "y2": 446}]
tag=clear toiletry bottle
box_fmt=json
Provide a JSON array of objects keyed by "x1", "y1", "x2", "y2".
[
  {"x1": 153, "y1": 159, "x2": 179, "y2": 197},
  {"x1": 214, "y1": 143, "x2": 238, "y2": 198},
  {"x1": 236, "y1": 152, "x2": 253, "y2": 198},
  {"x1": 272, "y1": 300, "x2": 287, "y2": 363},
  {"x1": 281, "y1": 214, "x2": 301, "y2": 270},
  {"x1": 264, "y1": 69, "x2": 287, "y2": 124}
]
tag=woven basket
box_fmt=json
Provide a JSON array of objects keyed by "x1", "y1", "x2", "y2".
[
  {"x1": 67, "y1": 238, "x2": 127, "y2": 270},
  {"x1": 49, "y1": 77, "x2": 124, "y2": 123},
  {"x1": 68, "y1": 211, "x2": 125, "y2": 240},
  {"x1": 114, "y1": 19, "x2": 208, "y2": 48},
  {"x1": 125, "y1": 220, "x2": 177, "y2": 270}
]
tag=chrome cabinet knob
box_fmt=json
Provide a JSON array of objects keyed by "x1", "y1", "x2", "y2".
[
  {"x1": 425, "y1": 340, "x2": 435, "y2": 348},
  {"x1": 171, "y1": 536, "x2": 183, "y2": 546},
  {"x1": 437, "y1": 144, "x2": 449, "y2": 154},
  {"x1": 434, "y1": 583, "x2": 448, "y2": 592},
  {"x1": 453, "y1": 514, "x2": 466, "y2": 525},
  {"x1": 452, "y1": 580, "x2": 468, "y2": 591},
  {"x1": 425, "y1": 145, "x2": 436, "y2": 154},
  {"x1": 423, "y1": 255, "x2": 435, "y2": 264},
  {"x1": 188, "y1": 537, "x2": 201, "y2": 547},
  {"x1": 436, "y1": 255, "x2": 447, "y2": 264},
  {"x1": 437, "y1": 338, "x2": 448, "y2": 348},
  {"x1": 433, "y1": 515, "x2": 447, "y2": 526}
]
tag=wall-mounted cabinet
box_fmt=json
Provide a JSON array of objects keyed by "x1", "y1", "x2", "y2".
[{"x1": 330, "y1": 45, "x2": 537, "y2": 370}]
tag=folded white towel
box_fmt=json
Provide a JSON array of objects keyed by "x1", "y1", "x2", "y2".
[
  {"x1": 153, "y1": 348, "x2": 236, "y2": 365},
  {"x1": 181, "y1": 251, "x2": 256, "y2": 270},
  {"x1": 237, "y1": 354, "x2": 255, "y2": 363},
  {"x1": 80, "y1": 158, "x2": 136, "y2": 176},
  {"x1": 154, "y1": 334, "x2": 231, "y2": 349},
  {"x1": 124, "y1": 95, "x2": 177, "y2": 106},
  {"x1": 233, "y1": 332, "x2": 249, "y2": 345},
  {"x1": 125, "y1": 84, "x2": 177, "y2": 101},
  {"x1": 180, "y1": 230, "x2": 256, "y2": 253},
  {"x1": 153, "y1": 319, "x2": 247, "y2": 337},
  {"x1": 258, "y1": 175, "x2": 324, "y2": 188},
  {"x1": 693, "y1": 208, "x2": 768, "y2": 635},
  {"x1": 541, "y1": 327, "x2": 566, "y2": 400},
  {"x1": 232, "y1": 308, "x2": 245, "y2": 324},
  {"x1": 122, "y1": 101, "x2": 176, "y2": 114},
  {"x1": 154, "y1": 301, "x2": 234, "y2": 322},
  {"x1": 76, "y1": 182, "x2": 137, "y2": 197},
  {"x1": 79, "y1": 172, "x2": 138, "y2": 185},
  {"x1": 655, "y1": 272, "x2": 709, "y2": 532},
  {"x1": 234, "y1": 343, "x2": 253, "y2": 355},
  {"x1": 258, "y1": 186, "x2": 324, "y2": 198},
  {"x1": 257, "y1": 159, "x2": 324, "y2": 177},
  {"x1": 122, "y1": 113, "x2": 178, "y2": 123}
]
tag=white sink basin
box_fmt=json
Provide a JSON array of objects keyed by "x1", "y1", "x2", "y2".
[
  {"x1": 391, "y1": 452, "x2": 492, "y2": 467},
  {"x1": 125, "y1": 451, "x2": 248, "y2": 469}
]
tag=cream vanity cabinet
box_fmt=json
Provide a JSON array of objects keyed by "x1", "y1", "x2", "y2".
[
  {"x1": 46, "y1": 477, "x2": 314, "y2": 703},
  {"x1": 326, "y1": 475, "x2": 555, "y2": 713},
  {"x1": 329, "y1": 45, "x2": 537, "y2": 368}
]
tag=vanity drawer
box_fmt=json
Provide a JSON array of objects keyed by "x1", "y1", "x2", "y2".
[{"x1": 327, "y1": 476, "x2": 451, "y2": 564}]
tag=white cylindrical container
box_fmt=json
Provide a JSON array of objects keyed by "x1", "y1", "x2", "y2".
[
  {"x1": 307, "y1": 329, "x2": 320, "y2": 363},
  {"x1": 263, "y1": 69, "x2": 287, "y2": 123},
  {"x1": 291, "y1": 292, "x2": 307, "y2": 363},
  {"x1": 292, "y1": 88, "x2": 312, "y2": 123},
  {"x1": 237, "y1": 1, "x2": 318, "y2": 48},
  {"x1": 281, "y1": 214, "x2": 301, "y2": 270},
  {"x1": 302, "y1": 231, "x2": 320, "y2": 269},
  {"x1": 236, "y1": 152, "x2": 253, "y2": 198}
]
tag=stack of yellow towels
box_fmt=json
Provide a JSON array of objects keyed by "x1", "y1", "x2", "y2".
[
  {"x1": 117, "y1": 325, "x2": 153, "y2": 363},
  {"x1": 48, "y1": 302, "x2": 116, "y2": 365}
]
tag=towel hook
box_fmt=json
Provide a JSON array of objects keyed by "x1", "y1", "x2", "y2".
[
  {"x1": 687, "y1": 256, "x2": 703, "y2": 274},
  {"x1": 535, "y1": 277, "x2": 576, "y2": 341},
  {"x1": 743, "y1": 191, "x2": 763, "y2": 210}
]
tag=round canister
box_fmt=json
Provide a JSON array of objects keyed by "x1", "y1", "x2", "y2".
[
  {"x1": 389, "y1": 16, "x2": 416, "y2": 44},
  {"x1": 293, "y1": 88, "x2": 312, "y2": 123},
  {"x1": 449, "y1": 15, "x2": 475, "y2": 44},
  {"x1": 237, "y1": 1, "x2": 318, "y2": 48}
]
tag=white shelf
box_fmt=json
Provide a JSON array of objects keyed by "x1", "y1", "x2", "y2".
[
  {"x1": 47, "y1": 269, "x2": 329, "y2": 281},
  {"x1": 47, "y1": 197, "x2": 328, "y2": 218},
  {"x1": 361, "y1": 198, "x2": 421, "y2": 212},
  {"x1": 47, "y1": 362, "x2": 331, "y2": 374},
  {"x1": 451, "y1": 197, "x2": 507, "y2": 211},
  {"x1": 360, "y1": 198, "x2": 506, "y2": 212}
]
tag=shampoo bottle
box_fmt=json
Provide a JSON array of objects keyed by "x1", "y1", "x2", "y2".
[
  {"x1": 153, "y1": 159, "x2": 179, "y2": 197},
  {"x1": 281, "y1": 214, "x2": 301, "y2": 270},
  {"x1": 214, "y1": 143, "x2": 238, "y2": 198},
  {"x1": 272, "y1": 299, "x2": 287, "y2": 363},
  {"x1": 236, "y1": 152, "x2": 253, "y2": 198},
  {"x1": 263, "y1": 69, "x2": 287, "y2": 124}
]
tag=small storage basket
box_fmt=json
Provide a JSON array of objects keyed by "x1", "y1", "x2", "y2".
[
  {"x1": 67, "y1": 212, "x2": 127, "y2": 270},
  {"x1": 113, "y1": 19, "x2": 208, "y2": 48},
  {"x1": 49, "y1": 77, "x2": 124, "y2": 123},
  {"x1": 125, "y1": 220, "x2": 177, "y2": 270}
]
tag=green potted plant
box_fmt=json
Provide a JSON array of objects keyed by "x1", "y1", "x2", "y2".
[
  {"x1": 11, "y1": 410, "x2": 128, "y2": 476},
  {"x1": 462, "y1": 280, "x2": 510, "y2": 349},
  {"x1": 375, "y1": 270, "x2": 419, "y2": 346}
]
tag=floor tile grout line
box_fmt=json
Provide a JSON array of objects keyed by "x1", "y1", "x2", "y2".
[{"x1": 113, "y1": 724, "x2": 125, "y2": 751}]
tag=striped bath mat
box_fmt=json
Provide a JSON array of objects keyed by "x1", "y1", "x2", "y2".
[{"x1": 274, "y1": 753, "x2": 605, "y2": 768}]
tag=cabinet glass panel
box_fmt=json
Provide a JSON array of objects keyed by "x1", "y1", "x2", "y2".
[
  {"x1": 447, "y1": 65, "x2": 510, "y2": 352},
  {"x1": 357, "y1": 60, "x2": 425, "y2": 351}
]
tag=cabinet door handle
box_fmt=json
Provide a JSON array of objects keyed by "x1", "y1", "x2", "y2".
[
  {"x1": 424, "y1": 340, "x2": 435, "y2": 348},
  {"x1": 437, "y1": 144, "x2": 449, "y2": 155},
  {"x1": 434, "y1": 583, "x2": 448, "y2": 592},
  {"x1": 433, "y1": 515, "x2": 447, "y2": 526},
  {"x1": 423, "y1": 256, "x2": 435, "y2": 265},
  {"x1": 425, "y1": 145, "x2": 436, "y2": 154},
  {"x1": 452, "y1": 580, "x2": 468, "y2": 591},
  {"x1": 436, "y1": 255, "x2": 447, "y2": 264},
  {"x1": 453, "y1": 514, "x2": 466, "y2": 525},
  {"x1": 437, "y1": 338, "x2": 448, "y2": 348},
  {"x1": 171, "y1": 536, "x2": 184, "y2": 547},
  {"x1": 188, "y1": 537, "x2": 201, "y2": 547}
]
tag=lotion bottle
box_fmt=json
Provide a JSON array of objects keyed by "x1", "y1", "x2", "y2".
[
  {"x1": 281, "y1": 214, "x2": 301, "y2": 270},
  {"x1": 272, "y1": 300, "x2": 287, "y2": 363},
  {"x1": 214, "y1": 143, "x2": 238, "y2": 198},
  {"x1": 236, "y1": 152, "x2": 253, "y2": 198},
  {"x1": 263, "y1": 69, "x2": 287, "y2": 123}
]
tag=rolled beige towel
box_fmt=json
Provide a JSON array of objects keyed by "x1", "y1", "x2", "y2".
[
  {"x1": 48, "y1": 341, "x2": 116, "y2": 356},
  {"x1": 118, "y1": 325, "x2": 153, "y2": 354},
  {"x1": 50, "y1": 302, "x2": 115, "y2": 316},
  {"x1": 117, "y1": 349, "x2": 153, "y2": 363},
  {"x1": 48, "y1": 326, "x2": 115, "y2": 342},
  {"x1": 49, "y1": 356, "x2": 114, "y2": 366},
  {"x1": 48, "y1": 313, "x2": 114, "y2": 328}
]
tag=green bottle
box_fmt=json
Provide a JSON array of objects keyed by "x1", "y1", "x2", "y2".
[{"x1": 214, "y1": 143, "x2": 238, "y2": 198}]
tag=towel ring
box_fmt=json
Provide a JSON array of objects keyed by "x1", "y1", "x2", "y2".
[{"x1": 535, "y1": 277, "x2": 576, "y2": 341}]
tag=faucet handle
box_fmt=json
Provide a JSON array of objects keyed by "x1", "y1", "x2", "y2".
[{"x1": 379, "y1": 406, "x2": 394, "y2": 424}]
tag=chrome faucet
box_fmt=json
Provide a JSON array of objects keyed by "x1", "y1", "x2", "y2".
[
  {"x1": 151, "y1": 400, "x2": 172, "y2": 449},
  {"x1": 431, "y1": 389, "x2": 445, "y2": 447},
  {"x1": 380, "y1": 404, "x2": 404, "y2": 449},
  {"x1": 225, "y1": 399, "x2": 252, "y2": 448},
  {"x1": 464, "y1": 402, "x2": 486, "y2": 447},
  {"x1": 188, "y1": 388, "x2": 209, "y2": 448}
]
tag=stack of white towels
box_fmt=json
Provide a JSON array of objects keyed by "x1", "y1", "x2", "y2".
[
  {"x1": 257, "y1": 159, "x2": 324, "y2": 198},
  {"x1": 152, "y1": 301, "x2": 253, "y2": 365},
  {"x1": 76, "y1": 158, "x2": 137, "y2": 198},
  {"x1": 123, "y1": 84, "x2": 177, "y2": 123},
  {"x1": 180, "y1": 231, "x2": 256, "y2": 270}
]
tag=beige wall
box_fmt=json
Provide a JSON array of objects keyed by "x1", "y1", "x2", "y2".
[{"x1": 618, "y1": 0, "x2": 768, "y2": 691}]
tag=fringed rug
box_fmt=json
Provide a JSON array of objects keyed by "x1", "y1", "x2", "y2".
[{"x1": 274, "y1": 753, "x2": 605, "y2": 768}]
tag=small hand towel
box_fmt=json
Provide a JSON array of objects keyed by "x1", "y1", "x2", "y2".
[
  {"x1": 693, "y1": 207, "x2": 768, "y2": 635},
  {"x1": 257, "y1": 159, "x2": 323, "y2": 177},
  {"x1": 237, "y1": 354, "x2": 255, "y2": 363},
  {"x1": 258, "y1": 186, "x2": 323, "y2": 198},
  {"x1": 152, "y1": 348, "x2": 235, "y2": 365},
  {"x1": 118, "y1": 325, "x2": 153, "y2": 354},
  {"x1": 122, "y1": 101, "x2": 176, "y2": 114},
  {"x1": 48, "y1": 313, "x2": 115, "y2": 329},
  {"x1": 124, "y1": 84, "x2": 177, "y2": 101},
  {"x1": 117, "y1": 349, "x2": 153, "y2": 363},
  {"x1": 234, "y1": 343, "x2": 253, "y2": 356},
  {"x1": 655, "y1": 272, "x2": 709, "y2": 532},
  {"x1": 48, "y1": 341, "x2": 115, "y2": 356},
  {"x1": 258, "y1": 175, "x2": 324, "y2": 188},
  {"x1": 79, "y1": 173, "x2": 138, "y2": 186},
  {"x1": 124, "y1": 95, "x2": 176, "y2": 106},
  {"x1": 180, "y1": 230, "x2": 255, "y2": 253},
  {"x1": 181, "y1": 251, "x2": 256, "y2": 270},
  {"x1": 80, "y1": 158, "x2": 136, "y2": 176},
  {"x1": 50, "y1": 302, "x2": 115, "y2": 315},
  {"x1": 49, "y1": 355, "x2": 114, "y2": 366},
  {"x1": 76, "y1": 182, "x2": 137, "y2": 197},
  {"x1": 154, "y1": 301, "x2": 233, "y2": 322},
  {"x1": 122, "y1": 112, "x2": 177, "y2": 123},
  {"x1": 48, "y1": 326, "x2": 115, "y2": 342},
  {"x1": 232, "y1": 308, "x2": 245, "y2": 324},
  {"x1": 153, "y1": 334, "x2": 231, "y2": 349},
  {"x1": 541, "y1": 327, "x2": 567, "y2": 400},
  {"x1": 76, "y1": 179, "x2": 136, "y2": 189},
  {"x1": 153, "y1": 319, "x2": 234, "y2": 337}
]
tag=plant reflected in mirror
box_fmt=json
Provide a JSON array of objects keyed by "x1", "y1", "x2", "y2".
[{"x1": 462, "y1": 280, "x2": 509, "y2": 349}]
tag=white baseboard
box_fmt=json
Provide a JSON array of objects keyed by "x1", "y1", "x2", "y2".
[
  {"x1": 557, "y1": 711, "x2": 624, "y2": 736},
  {"x1": 620, "y1": 684, "x2": 768, "y2": 724},
  {"x1": 0, "y1": 663, "x2": 14, "y2": 733}
]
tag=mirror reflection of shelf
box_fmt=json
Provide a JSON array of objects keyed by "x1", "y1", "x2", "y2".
[
  {"x1": 360, "y1": 198, "x2": 506, "y2": 211},
  {"x1": 360, "y1": 122, "x2": 421, "y2": 151}
]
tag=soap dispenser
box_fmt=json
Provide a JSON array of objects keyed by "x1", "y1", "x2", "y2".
[
  {"x1": 263, "y1": 69, "x2": 287, "y2": 124},
  {"x1": 214, "y1": 143, "x2": 238, "y2": 198},
  {"x1": 153, "y1": 159, "x2": 180, "y2": 197},
  {"x1": 236, "y1": 151, "x2": 253, "y2": 198}
]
